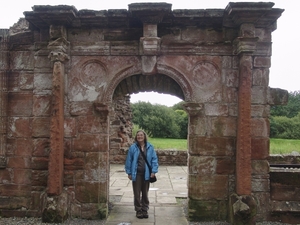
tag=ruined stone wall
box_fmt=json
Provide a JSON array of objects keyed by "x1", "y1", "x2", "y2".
[{"x1": 0, "y1": 2, "x2": 288, "y2": 223}]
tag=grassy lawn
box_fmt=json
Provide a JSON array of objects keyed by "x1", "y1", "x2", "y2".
[{"x1": 149, "y1": 137, "x2": 300, "y2": 154}]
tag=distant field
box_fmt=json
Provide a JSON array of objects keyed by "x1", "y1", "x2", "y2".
[{"x1": 149, "y1": 137, "x2": 300, "y2": 154}]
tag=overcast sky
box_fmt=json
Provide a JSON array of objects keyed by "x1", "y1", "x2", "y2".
[{"x1": 1, "y1": 0, "x2": 298, "y2": 106}]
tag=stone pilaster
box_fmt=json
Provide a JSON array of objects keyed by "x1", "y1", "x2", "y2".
[
  {"x1": 42, "y1": 25, "x2": 69, "y2": 223},
  {"x1": 0, "y1": 29, "x2": 9, "y2": 168},
  {"x1": 235, "y1": 24, "x2": 258, "y2": 196},
  {"x1": 230, "y1": 23, "x2": 258, "y2": 225},
  {"x1": 47, "y1": 25, "x2": 69, "y2": 196}
]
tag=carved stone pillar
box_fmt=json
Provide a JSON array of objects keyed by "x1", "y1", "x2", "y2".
[
  {"x1": 235, "y1": 24, "x2": 258, "y2": 196},
  {"x1": 0, "y1": 29, "x2": 9, "y2": 168},
  {"x1": 47, "y1": 25, "x2": 69, "y2": 196},
  {"x1": 42, "y1": 25, "x2": 69, "y2": 223}
]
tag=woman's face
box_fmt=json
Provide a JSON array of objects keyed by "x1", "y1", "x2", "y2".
[{"x1": 136, "y1": 131, "x2": 145, "y2": 143}]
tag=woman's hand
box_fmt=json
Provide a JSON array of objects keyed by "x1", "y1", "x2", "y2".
[
  {"x1": 150, "y1": 173, "x2": 155, "y2": 178},
  {"x1": 128, "y1": 175, "x2": 132, "y2": 180}
]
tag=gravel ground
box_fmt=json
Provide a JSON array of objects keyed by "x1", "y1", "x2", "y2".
[
  {"x1": 0, "y1": 199, "x2": 291, "y2": 225},
  {"x1": 0, "y1": 217, "x2": 291, "y2": 225},
  {"x1": 0, "y1": 217, "x2": 105, "y2": 225}
]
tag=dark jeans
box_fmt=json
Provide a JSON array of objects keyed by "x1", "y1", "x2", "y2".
[{"x1": 132, "y1": 174, "x2": 150, "y2": 212}]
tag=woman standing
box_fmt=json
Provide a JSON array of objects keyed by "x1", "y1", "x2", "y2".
[{"x1": 125, "y1": 130, "x2": 159, "y2": 219}]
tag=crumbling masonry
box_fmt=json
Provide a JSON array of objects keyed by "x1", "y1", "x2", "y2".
[{"x1": 0, "y1": 2, "x2": 294, "y2": 224}]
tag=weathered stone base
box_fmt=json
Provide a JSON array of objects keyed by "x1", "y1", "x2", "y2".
[
  {"x1": 42, "y1": 191, "x2": 69, "y2": 223},
  {"x1": 229, "y1": 193, "x2": 257, "y2": 225},
  {"x1": 188, "y1": 198, "x2": 227, "y2": 222}
]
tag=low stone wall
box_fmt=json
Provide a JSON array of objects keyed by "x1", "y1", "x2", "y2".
[
  {"x1": 269, "y1": 153, "x2": 300, "y2": 224},
  {"x1": 109, "y1": 148, "x2": 188, "y2": 166},
  {"x1": 268, "y1": 153, "x2": 300, "y2": 165}
]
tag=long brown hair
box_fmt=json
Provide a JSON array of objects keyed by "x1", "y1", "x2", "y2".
[{"x1": 134, "y1": 129, "x2": 148, "y2": 145}]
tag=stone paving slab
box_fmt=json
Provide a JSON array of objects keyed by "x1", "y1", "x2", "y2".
[{"x1": 107, "y1": 164, "x2": 189, "y2": 225}]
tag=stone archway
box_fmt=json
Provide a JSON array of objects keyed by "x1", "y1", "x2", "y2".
[
  {"x1": 0, "y1": 2, "x2": 288, "y2": 224},
  {"x1": 108, "y1": 72, "x2": 189, "y2": 163}
]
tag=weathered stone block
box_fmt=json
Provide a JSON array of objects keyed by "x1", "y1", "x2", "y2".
[
  {"x1": 253, "y1": 192, "x2": 270, "y2": 221},
  {"x1": 10, "y1": 51, "x2": 35, "y2": 70},
  {"x1": 268, "y1": 88, "x2": 288, "y2": 106},
  {"x1": 252, "y1": 160, "x2": 269, "y2": 175},
  {"x1": 252, "y1": 86, "x2": 268, "y2": 104},
  {"x1": 251, "y1": 105, "x2": 270, "y2": 117},
  {"x1": 13, "y1": 169, "x2": 31, "y2": 185},
  {"x1": 75, "y1": 181, "x2": 100, "y2": 203},
  {"x1": 7, "y1": 93, "x2": 33, "y2": 116},
  {"x1": 31, "y1": 170, "x2": 48, "y2": 187},
  {"x1": 6, "y1": 138, "x2": 33, "y2": 156},
  {"x1": 7, "y1": 117, "x2": 32, "y2": 138},
  {"x1": 251, "y1": 137, "x2": 269, "y2": 160},
  {"x1": 252, "y1": 175, "x2": 270, "y2": 192},
  {"x1": 229, "y1": 193, "x2": 257, "y2": 225},
  {"x1": 189, "y1": 174, "x2": 228, "y2": 200},
  {"x1": 31, "y1": 157, "x2": 49, "y2": 170},
  {"x1": 188, "y1": 116, "x2": 207, "y2": 136},
  {"x1": 73, "y1": 134, "x2": 97, "y2": 154},
  {"x1": 64, "y1": 158, "x2": 84, "y2": 170},
  {"x1": 32, "y1": 117, "x2": 50, "y2": 137},
  {"x1": 77, "y1": 115, "x2": 102, "y2": 133},
  {"x1": 7, "y1": 157, "x2": 31, "y2": 169},
  {"x1": 222, "y1": 56, "x2": 232, "y2": 69},
  {"x1": 0, "y1": 196, "x2": 31, "y2": 209},
  {"x1": 64, "y1": 170, "x2": 74, "y2": 186},
  {"x1": 0, "y1": 169, "x2": 11, "y2": 184},
  {"x1": 252, "y1": 68, "x2": 269, "y2": 86},
  {"x1": 255, "y1": 28, "x2": 271, "y2": 42},
  {"x1": 188, "y1": 199, "x2": 226, "y2": 221},
  {"x1": 34, "y1": 73, "x2": 52, "y2": 90},
  {"x1": 223, "y1": 69, "x2": 239, "y2": 87},
  {"x1": 0, "y1": 184, "x2": 31, "y2": 197},
  {"x1": 251, "y1": 118, "x2": 269, "y2": 137},
  {"x1": 20, "y1": 72, "x2": 34, "y2": 90},
  {"x1": 42, "y1": 192, "x2": 69, "y2": 223},
  {"x1": 254, "y1": 56, "x2": 271, "y2": 68},
  {"x1": 211, "y1": 116, "x2": 237, "y2": 137},
  {"x1": 33, "y1": 95, "x2": 51, "y2": 116},
  {"x1": 216, "y1": 157, "x2": 235, "y2": 175},
  {"x1": 205, "y1": 103, "x2": 228, "y2": 116},
  {"x1": 64, "y1": 117, "x2": 77, "y2": 137},
  {"x1": 189, "y1": 136, "x2": 235, "y2": 156},
  {"x1": 69, "y1": 102, "x2": 94, "y2": 116},
  {"x1": 33, "y1": 138, "x2": 50, "y2": 157},
  {"x1": 189, "y1": 156, "x2": 216, "y2": 175}
]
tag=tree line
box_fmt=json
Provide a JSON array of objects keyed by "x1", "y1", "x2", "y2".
[
  {"x1": 131, "y1": 91, "x2": 300, "y2": 139},
  {"x1": 270, "y1": 91, "x2": 300, "y2": 139},
  {"x1": 131, "y1": 101, "x2": 187, "y2": 138}
]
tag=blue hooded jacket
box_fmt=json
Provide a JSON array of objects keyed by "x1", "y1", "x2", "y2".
[{"x1": 125, "y1": 142, "x2": 158, "y2": 181}]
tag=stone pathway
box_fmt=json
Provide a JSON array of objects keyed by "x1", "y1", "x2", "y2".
[{"x1": 107, "y1": 164, "x2": 188, "y2": 225}]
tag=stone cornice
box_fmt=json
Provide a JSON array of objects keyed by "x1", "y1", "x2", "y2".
[{"x1": 23, "y1": 3, "x2": 284, "y2": 31}]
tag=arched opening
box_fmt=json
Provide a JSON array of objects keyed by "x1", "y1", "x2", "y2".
[{"x1": 108, "y1": 73, "x2": 189, "y2": 211}]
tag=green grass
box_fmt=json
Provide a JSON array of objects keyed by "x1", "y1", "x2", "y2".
[
  {"x1": 148, "y1": 138, "x2": 188, "y2": 150},
  {"x1": 149, "y1": 137, "x2": 300, "y2": 154},
  {"x1": 270, "y1": 138, "x2": 300, "y2": 154}
]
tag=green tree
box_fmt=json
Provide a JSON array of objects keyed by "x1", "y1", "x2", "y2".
[
  {"x1": 271, "y1": 91, "x2": 300, "y2": 118},
  {"x1": 270, "y1": 112, "x2": 300, "y2": 139},
  {"x1": 174, "y1": 109, "x2": 188, "y2": 138},
  {"x1": 131, "y1": 101, "x2": 187, "y2": 138}
]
